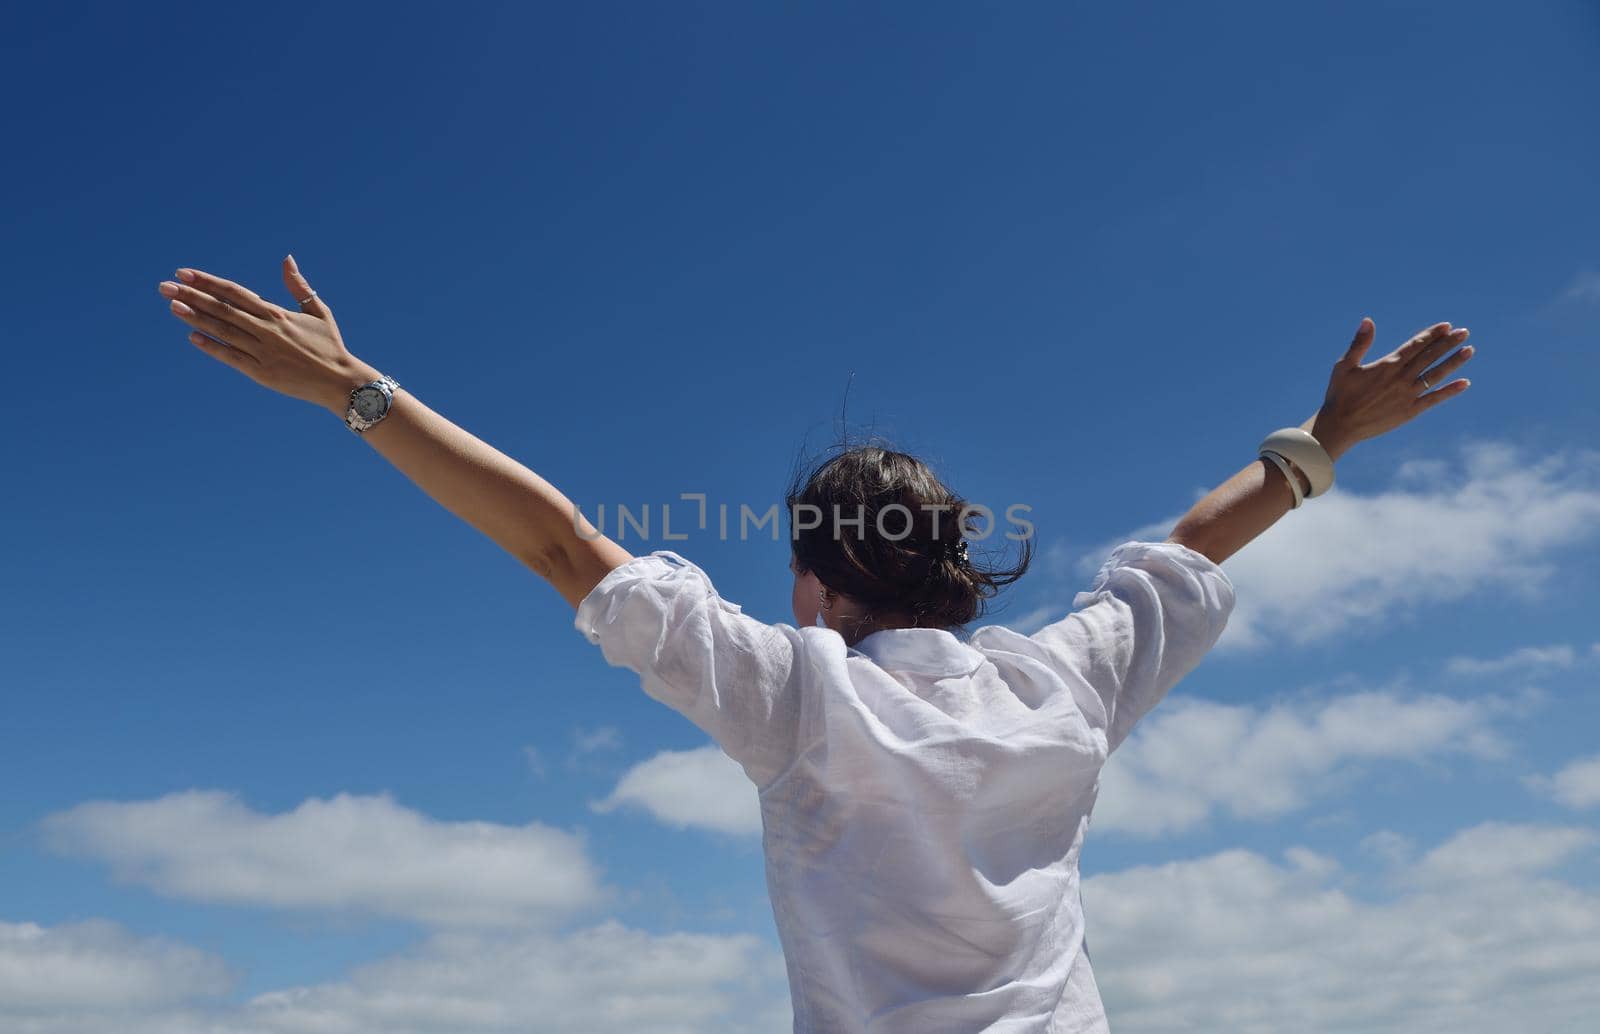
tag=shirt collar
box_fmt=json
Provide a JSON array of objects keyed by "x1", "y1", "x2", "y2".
[{"x1": 848, "y1": 626, "x2": 986, "y2": 677}]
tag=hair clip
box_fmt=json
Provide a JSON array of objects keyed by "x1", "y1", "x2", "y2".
[{"x1": 944, "y1": 537, "x2": 969, "y2": 567}]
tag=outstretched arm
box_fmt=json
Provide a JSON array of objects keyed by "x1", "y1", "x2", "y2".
[
  {"x1": 158, "y1": 256, "x2": 632, "y2": 609},
  {"x1": 1168, "y1": 317, "x2": 1475, "y2": 566}
]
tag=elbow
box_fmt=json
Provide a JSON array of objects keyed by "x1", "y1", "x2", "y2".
[
  {"x1": 521, "y1": 540, "x2": 567, "y2": 582},
  {"x1": 1164, "y1": 527, "x2": 1228, "y2": 568},
  {"x1": 529, "y1": 534, "x2": 635, "y2": 610}
]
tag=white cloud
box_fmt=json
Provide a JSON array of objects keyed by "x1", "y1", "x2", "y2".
[
  {"x1": 1444, "y1": 643, "x2": 1579, "y2": 677},
  {"x1": 1058, "y1": 441, "x2": 1600, "y2": 653},
  {"x1": 0, "y1": 918, "x2": 232, "y2": 1014},
  {"x1": 1562, "y1": 268, "x2": 1600, "y2": 302},
  {"x1": 572, "y1": 725, "x2": 623, "y2": 754},
  {"x1": 36, "y1": 790, "x2": 609, "y2": 928},
  {"x1": 1095, "y1": 689, "x2": 1510, "y2": 837},
  {"x1": 1083, "y1": 821, "x2": 1600, "y2": 1033},
  {"x1": 563, "y1": 724, "x2": 626, "y2": 774},
  {"x1": 0, "y1": 918, "x2": 791, "y2": 1034},
  {"x1": 1357, "y1": 829, "x2": 1415, "y2": 866},
  {"x1": 1402, "y1": 821, "x2": 1597, "y2": 886},
  {"x1": 1526, "y1": 753, "x2": 1600, "y2": 810},
  {"x1": 230, "y1": 920, "x2": 790, "y2": 1034},
  {"x1": 591, "y1": 747, "x2": 760, "y2": 837}
]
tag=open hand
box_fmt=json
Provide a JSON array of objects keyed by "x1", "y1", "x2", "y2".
[
  {"x1": 1316, "y1": 318, "x2": 1475, "y2": 453},
  {"x1": 158, "y1": 256, "x2": 375, "y2": 414}
]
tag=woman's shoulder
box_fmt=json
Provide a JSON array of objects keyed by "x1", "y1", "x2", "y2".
[{"x1": 966, "y1": 621, "x2": 1048, "y2": 653}]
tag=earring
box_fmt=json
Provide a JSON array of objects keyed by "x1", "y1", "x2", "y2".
[{"x1": 818, "y1": 588, "x2": 832, "y2": 612}]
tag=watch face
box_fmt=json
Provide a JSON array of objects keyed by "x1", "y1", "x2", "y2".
[{"x1": 353, "y1": 387, "x2": 387, "y2": 420}]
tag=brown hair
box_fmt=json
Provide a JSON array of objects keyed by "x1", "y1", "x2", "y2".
[{"x1": 785, "y1": 442, "x2": 1032, "y2": 628}]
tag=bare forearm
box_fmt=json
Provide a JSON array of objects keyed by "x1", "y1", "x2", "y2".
[
  {"x1": 321, "y1": 362, "x2": 631, "y2": 606},
  {"x1": 1167, "y1": 411, "x2": 1352, "y2": 567}
]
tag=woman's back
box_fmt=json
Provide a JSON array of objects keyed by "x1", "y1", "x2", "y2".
[{"x1": 576, "y1": 541, "x2": 1235, "y2": 1031}]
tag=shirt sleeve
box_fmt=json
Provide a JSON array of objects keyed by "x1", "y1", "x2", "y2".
[
  {"x1": 1028, "y1": 540, "x2": 1235, "y2": 754},
  {"x1": 573, "y1": 550, "x2": 805, "y2": 790}
]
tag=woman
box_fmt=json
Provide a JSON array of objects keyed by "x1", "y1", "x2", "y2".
[{"x1": 157, "y1": 257, "x2": 1474, "y2": 1032}]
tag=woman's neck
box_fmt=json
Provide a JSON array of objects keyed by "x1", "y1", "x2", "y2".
[{"x1": 835, "y1": 608, "x2": 925, "y2": 646}]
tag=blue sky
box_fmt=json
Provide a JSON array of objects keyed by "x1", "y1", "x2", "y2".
[{"x1": 3, "y1": 2, "x2": 1599, "y2": 1030}]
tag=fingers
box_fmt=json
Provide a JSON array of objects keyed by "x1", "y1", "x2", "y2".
[
  {"x1": 1415, "y1": 338, "x2": 1476, "y2": 389},
  {"x1": 1406, "y1": 327, "x2": 1470, "y2": 375},
  {"x1": 1392, "y1": 321, "x2": 1452, "y2": 364},
  {"x1": 165, "y1": 297, "x2": 262, "y2": 360},
  {"x1": 186, "y1": 329, "x2": 262, "y2": 374},
  {"x1": 1341, "y1": 317, "x2": 1376, "y2": 366},
  {"x1": 282, "y1": 254, "x2": 332, "y2": 318},
  {"x1": 174, "y1": 267, "x2": 279, "y2": 320},
  {"x1": 160, "y1": 280, "x2": 270, "y2": 339},
  {"x1": 1413, "y1": 374, "x2": 1471, "y2": 410}
]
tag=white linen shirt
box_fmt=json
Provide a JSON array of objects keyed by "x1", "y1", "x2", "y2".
[{"x1": 574, "y1": 540, "x2": 1235, "y2": 1032}]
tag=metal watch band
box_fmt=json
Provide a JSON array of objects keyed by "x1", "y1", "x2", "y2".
[{"x1": 344, "y1": 373, "x2": 401, "y2": 434}]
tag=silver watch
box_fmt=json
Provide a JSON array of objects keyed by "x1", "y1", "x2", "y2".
[{"x1": 344, "y1": 373, "x2": 400, "y2": 434}]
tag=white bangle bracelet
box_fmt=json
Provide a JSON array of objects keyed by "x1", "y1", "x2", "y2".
[
  {"x1": 1257, "y1": 427, "x2": 1335, "y2": 498},
  {"x1": 1260, "y1": 449, "x2": 1304, "y2": 508}
]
